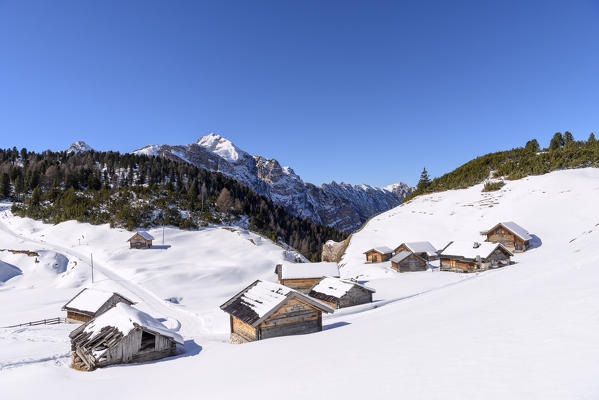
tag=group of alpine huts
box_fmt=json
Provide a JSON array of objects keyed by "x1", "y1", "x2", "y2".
[{"x1": 63, "y1": 221, "x2": 531, "y2": 371}]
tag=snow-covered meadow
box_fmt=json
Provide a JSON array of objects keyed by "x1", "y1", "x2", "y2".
[{"x1": 1, "y1": 168, "x2": 598, "y2": 399}]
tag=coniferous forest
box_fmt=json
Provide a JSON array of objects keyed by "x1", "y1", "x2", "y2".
[
  {"x1": 0, "y1": 148, "x2": 345, "y2": 261},
  {"x1": 406, "y1": 132, "x2": 599, "y2": 201}
]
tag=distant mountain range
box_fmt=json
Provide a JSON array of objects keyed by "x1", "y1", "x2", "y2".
[{"x1": 124, "y1": 134, "x2": 412, "y2": 232}]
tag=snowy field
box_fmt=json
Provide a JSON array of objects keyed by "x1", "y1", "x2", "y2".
[{"x1": 1, "y1": 168, "x2": 599, "y2": 399}]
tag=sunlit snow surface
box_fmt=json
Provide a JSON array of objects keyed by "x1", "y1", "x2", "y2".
[{"x1": 1, "y1": 168, "x2": 599, "y2": 399}]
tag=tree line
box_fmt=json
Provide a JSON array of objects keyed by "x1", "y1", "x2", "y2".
[
  {"x1": 407, "y1": 132, "x2": 599, "y2": 201},
  {"x1": 0, "y1": 148, "x2": 345, "y2": 261}
]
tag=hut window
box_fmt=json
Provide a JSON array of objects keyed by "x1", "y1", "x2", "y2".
[{"x1": 140, "y1": 331, "x2": 156, "y2": 351}]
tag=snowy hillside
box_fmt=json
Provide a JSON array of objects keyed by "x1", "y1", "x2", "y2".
[
  {"x1": 1, "y1": 168, "x2": 598, "y2": 399},
  {"x1": 133, "y1": 134, "x2": 412, "y2": 232}
]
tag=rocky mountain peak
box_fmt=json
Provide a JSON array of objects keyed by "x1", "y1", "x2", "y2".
[{"x1": 67, "y1": 141, "x2": 93, "y2": 154}]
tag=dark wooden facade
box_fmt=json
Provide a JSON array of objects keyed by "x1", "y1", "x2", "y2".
[
  {"x1": 440, "y1": 246, "x2": 512, "y2": 273},
  {"x1": 391, "y1": 252, "x2": 427, "y2": 273},
  {"x1": 309, "y1": 281, "x2": 374, "y2": 309},
  {"x1": 69, "y1": 306, "x2": 182, "y2": 371},
  {"x1": 221, "y1": 280, "x2": 333, "y2": 344}
]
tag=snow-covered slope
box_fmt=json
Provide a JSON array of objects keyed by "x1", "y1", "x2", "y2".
[
  {"x1": 66, "y1": 141, "x2": 93, "y2": 154},
  {"x1": 133, "y1": 134, "x2": 412, "y2": 232},
  {"x1": 1, "y1": 168, "x2": 599, "y2": 399}
]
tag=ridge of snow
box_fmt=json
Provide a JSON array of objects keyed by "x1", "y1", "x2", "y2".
[{"x1": 195, "y1": 133, "x2": 244, "y2": 162}]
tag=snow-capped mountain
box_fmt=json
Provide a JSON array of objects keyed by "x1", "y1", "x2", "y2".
[
  {"x1": 66, "y1": 141, "x2": 93, "y2": 154},
  {"x1": 133, "y1": 134, "x2": 413, "y2": 232}
]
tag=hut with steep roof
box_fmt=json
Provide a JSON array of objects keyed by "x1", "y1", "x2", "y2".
[
  {"x1": 363, "y1": 246, "x2": 394, "y2": 263},
  {"x1": 308, "y1": 277, "x2": 375, "y2": 309},
  {"x1": 274, "y1": 262, "x2": 340, "y2": 293},
  {"x1": 220, "y1": 280, "x2": 334, "y2": 344},
  {"x1": 390, "y1": 251, "x2": 427, "y2": 272},
  {"x1": 69, "y1": 303, "x2": 183, "y2": 371},
  {"x1": 483, "y1": 221, "x2": 531, "y2": 252},
  {"x1": 127, "y1": 232, "x2": 154, "y2": 249},
  {"x1": 62, "y1": 288, "x2": 135, "y2": 323},
  {"x1": 393, "y1": 241, "x2": 438, "y2": 261},
  {"x1": 439, "y1": 241, "x2": 513, "y2": 273}
]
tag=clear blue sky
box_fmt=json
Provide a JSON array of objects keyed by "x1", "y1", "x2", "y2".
[{"x1": 1, "y1": 1, "x2": 598, "y2": 187}]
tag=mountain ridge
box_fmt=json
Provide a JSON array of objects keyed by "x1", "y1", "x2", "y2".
[{"x1": 133, "y1": 134, "x2": 413, "y2": 232}]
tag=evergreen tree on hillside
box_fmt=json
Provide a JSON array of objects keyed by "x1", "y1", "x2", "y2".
[
  {"x1": 588, "y1": 133, "x2": 596, "y2": 144},
  {"x1": 525, "y1": 139, "x2": 540, "y2": 153},
  {"x1": 563, "y1": 131, "x2": 575, "y2": 148},
  {"x1": 549, "y1": 132, "x2": 564, "y2": 151},
  {"x1": 417, "y1": 168, "x2": 431, "y2": 192},
  {"x1": 0, "y1": 173, "x2": 10, "y2": 198}
]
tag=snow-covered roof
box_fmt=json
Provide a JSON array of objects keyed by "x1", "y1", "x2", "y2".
[
  {"x1": 397, "y1": 241, "x2": 438, "y2": 257},
  {"x1": 221, "y1": 280, "x2": 334, "y2": 327},
  {"x1": 129, "y1": 231, "x2": 154, "y2": 241},
  {"x1": 363, "y1": 246, "x2": 393, "y2": 255},
  {"x1": 310, "y1": 277, "x2": 375, "y2": 300},
  {"x1": 279, "y1": 262, "x2": 340, "y2": 280},
  {"x1": 83, "y1": 302, "x2": 183, "y2": 345},
  {"x1": 488, "y1": 222, "x2": 532, "y2": 241},
  {"x1": 440, "y1": 241, "x2": 513, "y2": 260},
  {"x1": 390, "y1": 251, "x2": 420, "y2": 264},
  {"x1": 62, "y1": 288, "x2": 133, "y2": 314}
]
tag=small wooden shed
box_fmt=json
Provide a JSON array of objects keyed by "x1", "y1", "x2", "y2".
[
  {"x1": 128, "y1": 232, "x2": 154, "y2": 249},
  {"x1": 483, "y1": 221, "x2": 531, "y2": 252},
  {"x1": 393, "y1": 241, "x2": 438, "y2": 261},
  {"x1": 390, "y1": 251, "x2": 427, "y2": 272},
  {"x1": 220, "y1": 280, "x2": 334, "y2": 344},
  {"x1": 308, "y1": 277, "x2": 375, "y2": 309},
  {"x1": 274, "y1": 262, "x2": 340, "y2": 293},
  {"x1": 69, "y1": 303, "x2": 183, "y2": 371},
  {"x1": 363, "y1": 246, "x2": 394, "y2": 263},
  {"x1": 62, "y1": 288, "x2": 135, "y2": 323},
  {"x1": 439, "y1": 241, "x2": 513, "y2": 273}
]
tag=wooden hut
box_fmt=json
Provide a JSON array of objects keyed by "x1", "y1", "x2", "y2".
[
  {"x1": 69, "y1": 303, "x2": 183, "y2": 371},
  {"x1": 393, "y1": 241, "x2": 438, "y2": 261},
  {"x1": 127, "y1": 232, "x2": 154, "y2": 249},
  {"x1": 308, "y1": 277, "x2": 375, "y2": 309},
  {"x1": 274, "y1": 262, "x2": 340, "y2": 293},
  {"x1": 483, "y1": 221, "x2": 531, "y2": 252},
  {"x1": 439, "y1": 241, "x2": 513, "y2": 273},
  {"x1": 220, "y1": 280, "x2": 334, "y2": 344},
  {"x1": 390, "y1": 251, "x2": 427, "y2": 272},
  {"x1": 62, "y1": 288, "x2": 135, "y2": 323},
  {"x1": 363, "y1": 246, "x2": 394, "y2": 263}
]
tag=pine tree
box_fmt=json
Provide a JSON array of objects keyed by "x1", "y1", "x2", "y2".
[
  {"x1": 0, "y1": 173, "x2": 10, "y2": 198},
  {"x1": 549, "y1": 132, "x2": 564, "y2": 151},
  {"x1": 563, "y1": 131, "x2": 574, "y2": 147},
  {"x1": 30, "y1": 186, "x2": 41, "y2": 207},
  {"x1": 417, "y1": 167, "x2": 431, "y2": 192},
  {"x1": 525, "y1": 139, "x2": 540, "y2": 153},
  {"x1": 187, "y1": 180, "x2": 198, "y2": 210},
  {"x1": 588, "y1": 133, "x2": 597, "y2": 144}
]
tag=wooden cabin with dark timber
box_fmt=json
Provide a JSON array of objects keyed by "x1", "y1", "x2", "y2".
[
  {"x1": 220, "y1": 280, "x2": 334, "y2": 344},
  {"x1": 274, "y1": 262, "x2": 340, "y2": 293},
  {"x1": 127, "y1": 232, "x2": 154, "y2": 249},
  {"x1": 393, "y1": 241, "x2": 438, "y2": 261},
  {"x1": 483, "y1": 221, "x2": 531, "y2": 252},
  {"x1": 62, "y1": 288, "x2": 135, "y2": 323},
  {"x1": 363, "y1": 246, "x2": 394, "y2": 263},
  {"x1": 308, "y1": 277, "x2": 375, "y2": 309},
  {"x1": 69, "y1": 303, "x2": 183, "y2": 371},
  {"x1": 439, "y1": 241, "x2": 513, "y2": 273},
  {"x1": 390, "y1": 251, "x2": 427, "y2": 272}
]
